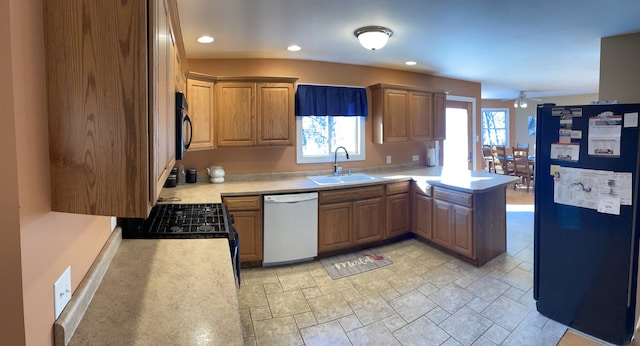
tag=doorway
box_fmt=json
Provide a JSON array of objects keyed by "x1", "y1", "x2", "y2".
[{"x1": 443, "y1": 98, "x2": 474, "y2": 170}]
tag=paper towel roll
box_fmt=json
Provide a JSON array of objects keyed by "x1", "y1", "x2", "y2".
[{"x1": 427, "y1": 148, "x2": 436, "y2": 167}]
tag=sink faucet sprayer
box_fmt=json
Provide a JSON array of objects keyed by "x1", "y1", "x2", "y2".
[{"x1": 333, "y1": 146, "x2": 349, "y2": 176}]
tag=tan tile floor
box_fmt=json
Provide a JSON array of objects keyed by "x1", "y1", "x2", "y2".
[{"x1": 238, "y1": 189, "x2": 574, "y2": 345}]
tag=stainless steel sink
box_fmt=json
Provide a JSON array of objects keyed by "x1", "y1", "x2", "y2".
[{"x1": 307, "y1": 173, "x2": 377, "y2": 185}]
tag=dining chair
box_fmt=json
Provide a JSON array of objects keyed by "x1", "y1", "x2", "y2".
[
  {"x1": 512, "y1": 146, "x2": 534, "y2": 192},
  {"x1": 482, "y1": 145, "x2": 493, "y2": 172},
  {"x1": 491, "y1": 145, "x2": 514, "y2": 175}
]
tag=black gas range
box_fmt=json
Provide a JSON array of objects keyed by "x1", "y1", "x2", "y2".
[
  {"x1": 124, "y1": 203, "x2": 231, "y2": 239},
  {"x1": 122, "y1": 203, "x2": 240, "y2": 284}
]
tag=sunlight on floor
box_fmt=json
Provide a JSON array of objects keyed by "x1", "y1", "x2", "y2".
[{"x1": 507, "y1": 204, "x2": 535, "y2": 212}]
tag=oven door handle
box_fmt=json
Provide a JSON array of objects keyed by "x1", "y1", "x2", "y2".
[{"x1": 231, "y1": 226, "x2": 240, "y2": 286}]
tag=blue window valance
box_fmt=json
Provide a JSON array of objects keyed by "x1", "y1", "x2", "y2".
[{"x1": 295, "y1": 84, "x2": 368, "y2": 117}]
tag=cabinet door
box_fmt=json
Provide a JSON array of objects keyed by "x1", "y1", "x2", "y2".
[
  {"x1": 433, "y1": 92, "x2": 446, "y2": 140},
  {"x1": 413, "y1": 194, "x2": 433, "y2": 240},
  {"x1": 256, "y1": 83, "x2": 294, "y2": 145},
  {"x1": 232, "y1": 210, "x2": 263, "y2": 262},
  {"x1": 451, "y1": 205, "x2": 474, "y2": 258},
  {"x1": 216, "y1": 82, "x2": 255, "y2": 146},
  {"x1": 318, "y1": 202, "x2": 352, "y2": 253},
  {"x1": 383, "y1": 89, "x2": 409, "y2": 142},
  {"x1": 152, "y1": 0, "x2": 175, "y2": 205},
  {"x1": 353, "y1": 197, "x2": 385, "y2": 245},
  {"x1": 433, "y1": 199, "x2": 452, "y2": 247},
  {"x1": 187, "y1": 78, "x2": 215, "y2": 149},
  {"x1": 409, "y1": 91, "x2": 434, "y2": 140},
  {"x1": 386, "y1": 193, "x2": 410, "y2": 239}
]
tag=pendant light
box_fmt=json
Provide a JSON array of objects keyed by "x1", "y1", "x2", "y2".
[{"x1": 354, "y1": 26, "x2": 393, "y2": 50}]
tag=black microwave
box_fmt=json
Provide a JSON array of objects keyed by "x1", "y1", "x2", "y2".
[{"x1": 175, "y1": 92, "x2": 192, "y2": 160}]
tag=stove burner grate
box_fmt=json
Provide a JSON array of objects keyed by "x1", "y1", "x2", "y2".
[{"x1": 144, "y1": 203, "x2": 230, "y2": 239}]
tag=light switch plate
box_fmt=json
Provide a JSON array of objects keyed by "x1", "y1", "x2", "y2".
[
  {"x1": 386, "y1": 155, "x2": 392, "y2": 164},
  {"x1": 54, "y1": 266, "x2": 72, "y2": 319},
  {"x1": 412, "y1": 155, "x2": 419, "y2": 161}
]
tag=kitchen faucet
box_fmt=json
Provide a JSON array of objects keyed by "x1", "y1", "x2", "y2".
[{"x1": 333, "y1": 146, "x2": 349, "y2": 176}]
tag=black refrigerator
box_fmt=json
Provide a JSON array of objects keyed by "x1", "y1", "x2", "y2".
[{"x1": 534, "y1": 103, "x2": 640, "y2": 345}]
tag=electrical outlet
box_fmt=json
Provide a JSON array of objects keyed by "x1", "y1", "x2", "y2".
[
  {"x1": 54, "y1": 266, "x2": 72, "y2": 319},
  {"x1": 386, "y1": 155, "x2": 392, "y2": 164},
  {"x1": 412, "y1": 155, "x2": 419, "y2": 161}
]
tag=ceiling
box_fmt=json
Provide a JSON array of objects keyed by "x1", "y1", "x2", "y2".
[{"x1": 176, "y1": 0, "x2": 640, "y2": 100}]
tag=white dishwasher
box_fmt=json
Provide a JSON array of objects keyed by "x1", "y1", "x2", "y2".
[{"x1": 263, "y1": 192, "x2": 318, "y2": 266}]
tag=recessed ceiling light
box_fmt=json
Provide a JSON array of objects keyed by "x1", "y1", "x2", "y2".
[
  {"x1": 197, "y1": 35, "x2": 214, "y2": 44},
  {"x1": 405, "y1": 61, "x2": 417, "y2": 66},
  {"x1": 287, "y1": 45, "x2": 302, "y2": 52}
]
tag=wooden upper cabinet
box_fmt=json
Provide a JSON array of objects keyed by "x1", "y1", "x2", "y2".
[
  {"x1": 433, "y1": 92, "x2": 446, "y2": 140},
  {"x1": 216, "y1": 82, "x2": 256, "y2": 147},
  {"x1": 370, "y1": 84, "x2": 442, "y2": 144},
  {"x1": 44, "y1": 0, "x2": 183, "y2": 218},
  {"x1": 256, "y1": 83, "x2": 295, "y2": 145},
  {"x1": 382, "y1": 89, "x2": 409, "y2": 141},
  {"x1": 187, "y1": 75, "x2": 216, "y2": 150},
  {"x1": 216, "y1": 77, "x2": 297, "y2": 147},
  {"x1": 409, "y1": 91, "x2": 434, "y2": 141}
]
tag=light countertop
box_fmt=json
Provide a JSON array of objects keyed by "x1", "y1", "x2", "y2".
[
  {"x1": 70, "y1": 165, "x2": 516, "y2": 345},
  {"x1": 159, "y1": 165, "x2": 519, "y2": 204},
  {"x1": 69, "y1": 239, "x2": 242, "y2": 346}
]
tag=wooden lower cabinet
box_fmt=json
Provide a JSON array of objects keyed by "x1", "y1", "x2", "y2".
[
  {"x1": 354, "y1": 197, "x2": 385, "y2": 244},
  {"x1": 231, "y1": 210, "x2": 263, "y2": 262},
  {"x1": 433, "y1": 190, "x2": 474, "y2": 259},
  {"x1": 433, "y1": 199, "x2": 454, "y2": 247},
  {"x1": 223, "y1": 195, "x2": 263, "y2": 263},
  {"x1": 431, "y1": 186, "x2": 506, "y2": 266},
  {"x1": 450, "y1": 204, "x2": 474, "y2": 258},
  {"x1": 386, "y1": 193, "x2": 410, "y2": 238},
  {"x1": 318, "y1": 185, "x2": 385, "y2": 254},
  {"x1": 413, "y1": 192, "x2": 433, "y2": 240},
  {"x1": 318, "y1": 202, "x2": 352, "y2": 252}
]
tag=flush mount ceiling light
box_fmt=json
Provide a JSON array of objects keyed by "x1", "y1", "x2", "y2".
[
  {"x1": 287, "y1": 45, "x2": 302, "y2": 52},
  {"x1": 354, "y1": 26, "x2": 393, "y2": 50},
  {"x1": 196, "y1": 35, "x2": 214, "y2": 44}
]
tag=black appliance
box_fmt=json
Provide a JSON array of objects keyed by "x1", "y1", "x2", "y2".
[
  {"x1": 534, "y1": 103, "x2": 640, "y2": 344},
  {"x1": 176, "y1": 92, "x2": 192, "y2": 160},
  {"x1": 122, "y1": 203, "x2": 240, "y2": 285}
]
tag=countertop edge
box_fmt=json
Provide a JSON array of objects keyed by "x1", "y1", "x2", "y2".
[
  {"x1": 54, "y1": 227, "x2": 122, "y2": 346},
  {"x1": 427, "y1": 175, "x2": 520, "y2": 193}
]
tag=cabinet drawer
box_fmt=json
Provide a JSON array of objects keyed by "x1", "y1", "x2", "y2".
[
  {"x1": 223, "y1": 195, "x2": 262, "y2": 211},
  {"x1": 319, "y1": 185, "x2": 384, "y2": 204},
  {"x1": 386, "y1": 181, "x2": 410, "y2": 195},
  {"x1": 433, "y1": 187, "x2": 472, "y2": 207}
]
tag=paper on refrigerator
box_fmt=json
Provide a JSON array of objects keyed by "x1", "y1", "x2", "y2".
[
  {"x1": 554, "y1": 166, "x2": 631, "y2": 215},
  {"x1": 587, "y1": 115, "x2": 622, "y2": 157}
]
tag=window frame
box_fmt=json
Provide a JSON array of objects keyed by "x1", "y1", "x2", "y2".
[
  {"x1": 480, "y1": 108, "x2": 510, "y2": 146},
  {"x1": 295, "y1": 115, "x2": 366, "y2": 164}
]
